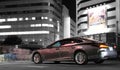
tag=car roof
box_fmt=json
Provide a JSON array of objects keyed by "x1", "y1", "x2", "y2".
[
  {"x1": 59, "y1": 37, "x2": 90, "y2": 41},
  {"x1": 58, "y1": 37, "x2": 103, "y2": 43},
  {"x1": 55, "y1": 37, "x2": 86, "y2": 42}
]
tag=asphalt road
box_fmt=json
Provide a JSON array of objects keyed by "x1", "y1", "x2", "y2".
[{"x1": 0, "y1": 60, "x2": 120, "y2": 70}]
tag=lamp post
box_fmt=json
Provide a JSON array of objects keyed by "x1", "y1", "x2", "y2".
[
  {"x1": 116, "y1": 0, "x2": 120, "y2": 51},
  {"x1": 116, "y1": 21, "x2": 119, "y2": 48}
]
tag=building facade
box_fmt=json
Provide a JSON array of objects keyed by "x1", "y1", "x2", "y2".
[
  {"x1": 70, "y1": 17, "x2": 76, "y2": 37},
  {"x1": 76, "y1": 0, "x2": 120, "y2": 46},
  {"x1": 0, "y1": 0, "x2": 63, "y2": 46}
]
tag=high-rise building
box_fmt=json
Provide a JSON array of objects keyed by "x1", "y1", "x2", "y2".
[
  {"x1": 0, "y1": 0, "x2": 63, "y2": 46},
  {"x1": 76, "y1": 0, "x2": 120, "y2": 46}
]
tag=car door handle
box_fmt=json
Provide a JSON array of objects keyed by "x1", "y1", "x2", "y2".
[
  {"x1": 56, "y1": 48, "x2": 59, "y2": 50},
  {"x1": 71, "y1": 46, "x2": 75, "y2": 49}
]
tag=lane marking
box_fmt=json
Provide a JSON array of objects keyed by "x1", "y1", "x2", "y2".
[{"x1": 26, "y1": 65, "x2": 48, "y2": 68}]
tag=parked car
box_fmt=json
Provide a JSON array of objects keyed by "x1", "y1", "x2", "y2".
[
  {"x1": 32, "y1": 37, "x2": 117, "y2": 65},
  {"x1": 19, "y1": 44, "x2": 44, "y2": 51}
]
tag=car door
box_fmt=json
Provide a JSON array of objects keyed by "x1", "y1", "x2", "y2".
[
  {"x1": 59, "y1": 40, "x2": 75, "y2": 60},
  {"x1": 81, "y1": 41, "x2": 99, "y2": 58},
  {"x1": 85, "y1": 44, "x2": 99, "y2": 57},
  {"x1": 42, "y1": 41, "x2": 61, "y2": 60}
]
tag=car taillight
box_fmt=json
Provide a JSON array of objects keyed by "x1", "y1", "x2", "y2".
[
  {"x1": 100, "y1": 44, "x2": 108, "y2": 48},
  {"x1": 114, "y1": 45, "x2": 117, "y2": 49}
]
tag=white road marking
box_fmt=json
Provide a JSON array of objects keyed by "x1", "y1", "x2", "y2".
[{"x1": 26, "y1": 65, "x2": 48, "y2": 68}]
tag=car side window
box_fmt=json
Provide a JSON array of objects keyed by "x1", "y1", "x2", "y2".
[
  {"x1": 74, "y1": 40, "x2": 83, "y2": 43},
  {"x1": 52, "y1": 42, "x2": 61, "y2": 48},
  {"x1": 60, "y1": 41, "x2": 72, "y2": 47}
]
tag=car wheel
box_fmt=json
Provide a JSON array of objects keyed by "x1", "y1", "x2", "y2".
[
  {"x1": 94, "y1": 59, "x2": 104, "y2": 64},
  {"x1": 33, "y1": 53, "x2": 42, "y2": 64},
  {"x1": 54, "y1": 61, "x2": 60, "y2": 64},
  {"x1": 74, "y1": 52, "x2": 88, "y2": 65}
]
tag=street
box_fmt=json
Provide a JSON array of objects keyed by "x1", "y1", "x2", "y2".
[{"x1": 0, "y1": 60, "x2": 120, "y2": 70}]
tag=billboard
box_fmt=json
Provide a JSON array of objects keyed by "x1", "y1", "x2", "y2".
[{"x1": 88, "y1": 6, "x2": 107, "y2": 28}]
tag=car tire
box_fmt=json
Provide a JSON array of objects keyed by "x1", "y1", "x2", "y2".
[
  {"x1": 32, "y1": 53, "x2": 42, "y2": 64},
  {"x1": 74, "y1": 52, "x2": 88, "y2": 65},
  {"x1": 54, "y1": 61, "x2": 60, "y2": 64},
  {"x1": 94, "y1": 59, "x2": 104, "y2": 64}
]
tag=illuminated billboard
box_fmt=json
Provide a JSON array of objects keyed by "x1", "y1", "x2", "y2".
[{"x1": 88, "y1": 6, "x2": 107, "y2": 28}]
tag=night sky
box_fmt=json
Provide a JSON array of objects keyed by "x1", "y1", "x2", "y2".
[{"x1": 63, "y1": 0, "x2": 76, "y2": 22}]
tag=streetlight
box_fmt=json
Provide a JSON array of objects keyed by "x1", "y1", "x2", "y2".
[{"x1": 116, "y1": 21, "x2": 118, "y2": 46}]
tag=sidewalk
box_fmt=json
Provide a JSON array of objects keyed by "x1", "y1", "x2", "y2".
[{"x1": 0, "y1": 60, "x2": 32, "y2": 65}]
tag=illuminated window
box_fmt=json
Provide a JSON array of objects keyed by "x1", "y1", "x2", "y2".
[
  {"x1": 32, "y1": 39, "x2": 35, "y2": 42},
  {"x1": 0, "y1": 31, "x2": 50, "y2": 36},
  {"x1": 30, "y1": 24, "x2": 42, "y2": 27},
  {"x1": 0, "y1": 25, "x2": 11, "y2": 29},
  {"x1": 42, "y1": 24, "x2": 54, "y2": 27},
  {"x1": 7, "y1": 18, "x2": 17, "y2": 22},
  {"x1": 41, "y1": 17, "x2": 44, "y2": 19},
  {"x1": 49, "y1": 18, "x2": 53, "y2": 21},
  {"x1": 40, "y1": 39, "x2": 42, "y2": 41},
  {"x1": 25, "y1": 39, "x2": 28, "y2": 41},
  {"x1": 18, "y1": 18, "x2": 23, "y2": 21},
  {"x1": 30, "y1": 23, "x2": 54, "y2": 27},
  {"x1": 25, "y1": 17, "x2": 29, "y2": 20},
  {"x1": 44, "y1": 17, "x2": 48, "y2": 19},
  {"x1": 0, "y1": 19, "x2": 6, "y2": 23},
  {"x1": 32, "y1": 17, "x2": 36, "y2": 20}
]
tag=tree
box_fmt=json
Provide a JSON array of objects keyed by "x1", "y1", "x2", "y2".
[{"x1": 3, "y1": 35, "x2": 22, "y2": 45}]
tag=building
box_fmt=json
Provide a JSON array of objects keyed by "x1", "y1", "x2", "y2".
[
  {"x1": 76, "y1": 0, "x2": 120, "y2": 47},
  {"x1": 0, "y1": 0, "x2": 63, "y2": 46},
  {"x1": 70, "y1": 17, "x2": 76, "y2": 37},
  {"x1": 62, "y1": 5, "x2": 76, "y2": 38}
]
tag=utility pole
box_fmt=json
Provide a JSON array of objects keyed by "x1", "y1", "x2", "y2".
[
  {"x1": 116, "y1": 0, "x2": 120, "y2": 54},
  {"x1": 116, "y1": 21, "x2": 118, "y2": 48}
]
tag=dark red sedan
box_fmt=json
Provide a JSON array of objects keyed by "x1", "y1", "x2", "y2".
[{"x1": 32, "y1": 37, "x2": 117, "y2": 65}]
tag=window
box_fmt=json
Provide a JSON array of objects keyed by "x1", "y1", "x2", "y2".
[
  {"x1": 47, "y1": 41, "x2": 61, "y2": 48},
  {"x1": 53, "y1": 42, "x2": 61, "y2": 47},
  {"x1": 61, "y1": 39, "x2": 83, "y2": 46}
]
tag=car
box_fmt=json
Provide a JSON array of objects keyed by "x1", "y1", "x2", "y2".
[
  {"x1": 32, "y1": 37, "x2": 117, "y2": 65},
  {"x1": 19, "y1": 44, "x2": 44, "y2": 51}
]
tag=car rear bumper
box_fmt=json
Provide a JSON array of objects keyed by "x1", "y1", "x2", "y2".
[{"x1": 99, "y1": 47, "x2": 117, "y2": 59}]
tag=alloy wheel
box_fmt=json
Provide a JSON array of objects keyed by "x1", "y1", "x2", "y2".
[
  {"x1": 33, "y1": 53, "x2": 42, "y2": 64},
  {"x1": 74, "y1": 52, "x2": 88, "y2": 65}
]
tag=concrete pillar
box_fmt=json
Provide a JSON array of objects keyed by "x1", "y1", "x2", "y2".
[{"x1": 63, "y1": 17, "x2": 70, "y2": 38}]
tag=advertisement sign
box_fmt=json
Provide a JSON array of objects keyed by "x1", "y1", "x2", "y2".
[{"x1": 88, "y1": 6, "x2": 107, "y2": 28}]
